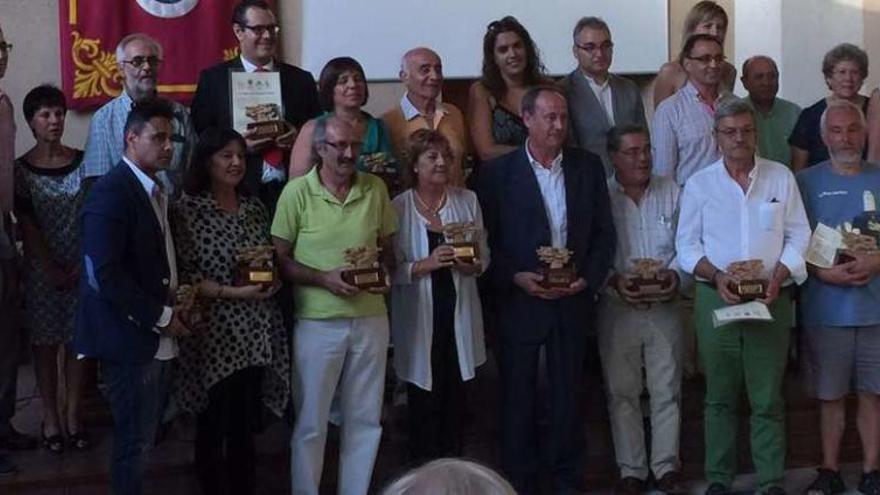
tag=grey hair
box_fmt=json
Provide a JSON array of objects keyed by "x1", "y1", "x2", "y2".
[
  {"x1": 741, "y1": 55, "x2": 778, "y2": 79},
  {"x1": 819, "y1": 99, "x2": 866, "y2": 133},
  {"x1": 713, "y1": 96, "x2": 754, "y2": 128},
  {"x1": 822, "y1": 43, "x2": 868, "y2": 79},
  {"x1": 572, "y1": 16, "x2": 610, "y2": 41},
  {"x1": 381, "y1": 458, "x2": 516, "y2": 495},
  {"x1": 115, "y1": 33, "x2": 163, "y2": 64}
]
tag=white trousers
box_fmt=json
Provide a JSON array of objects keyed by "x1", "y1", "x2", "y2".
[
  {"x1": 598, "y1": 297, "x2": 683, "y2": 480},
  {"x1": 290, "y1": 315, "x2": 389, "y2": 495}
]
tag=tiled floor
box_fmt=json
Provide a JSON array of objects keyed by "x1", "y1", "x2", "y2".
[{"x1": 0, "y1": 351, "x2": 870, "y2": 494}]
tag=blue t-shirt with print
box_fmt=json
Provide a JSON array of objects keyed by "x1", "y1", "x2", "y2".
[{"x1": 797, "y1": 160, "x2": 880, "y2": 327}]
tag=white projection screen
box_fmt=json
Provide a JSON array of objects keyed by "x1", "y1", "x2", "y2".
[{"x1": 300, "y1": 0, "x2": 669, "y2": 80}]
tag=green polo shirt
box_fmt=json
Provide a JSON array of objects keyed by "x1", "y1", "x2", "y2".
[
  {"x1": 271, "y1": 167, "x2": 398, "y2": 319},
  {"x1": 746, "y1": 96, "x2": 802, "y2": 167}
]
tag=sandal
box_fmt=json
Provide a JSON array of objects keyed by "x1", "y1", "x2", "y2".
[
  {"x1": 41, "y1": 428, "x2": 64, "y2": 455},
  {"x1": 67, "y1": 431, "x2": 91, "y2": 451}
]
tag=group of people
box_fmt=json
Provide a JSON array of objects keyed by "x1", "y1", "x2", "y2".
[{"x1": 1, "y1": 1, "x2": 880, "y2": 495}]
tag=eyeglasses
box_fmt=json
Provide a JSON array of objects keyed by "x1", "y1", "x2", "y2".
[
  {"x1": 716, "y1": 127, "x2": 756, "y2": 138},
  {"x1": 323, "y1": 140, "x2": 363, "y2": 153},
  {"x1": 241, "y1": 24, "x2": 280, "y2": 37},
  {"x1": 575, "y1": 41, "x2": 614, "y2": 53},
  {"x1": 0, "y1": 43, "x2": 12, "y2": 54},
  {"x1": 831, "y1": 68, "x2": 863, "y2": 78},
  {"x1": 121, "y1": 56, "x2": 161, "y2": 69},
  {"x1": 687, "y1": 54, "x2": 726, "y2": 65}
]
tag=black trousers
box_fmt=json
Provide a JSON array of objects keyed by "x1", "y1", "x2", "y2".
[
  {"x1": 195, "y1": 366, "x2": 262, "y2": 495},
  {"x1": 500, "y1": 311, "x2": 587, "y2": 495}
]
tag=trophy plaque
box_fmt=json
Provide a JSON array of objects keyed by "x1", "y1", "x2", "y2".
[
  {"x1": 626, "y1": 258, "x2": 675, "y2": 301},
  {"x1": 341, "y1": 246, "x2": 387, "y2": 289},
  {"x1": 230, "y1": 71, "x2": 286, "y2": 140},
  {"x1": 442, "y1": 222, "x2": 480, "y2": 264},
  {"x1": 175, "y1": 284, "x2": 207, "y2": 332},
  {"x1": 837, "y1": 229, "x2": 879, "y2": 264},
  {"x1": 234, "y1": 245, "x2": 276, "y2": 286},
  {"x1": 726, "y1": 260, "x2": 767, "y2": 301},
  {"x1": 536, "y1": 246, "x2": 577, "y2": 288}
]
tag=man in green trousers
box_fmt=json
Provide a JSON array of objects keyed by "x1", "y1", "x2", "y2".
[{"x1": 675, "y1": 98, "x2": 811, "y2": 495}]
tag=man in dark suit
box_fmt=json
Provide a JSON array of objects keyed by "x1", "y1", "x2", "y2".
[
  {"x1": 560, "y1": 17, "x2": 647, "y2": 175},
  {"x1": 479, "y1": 86, "x2": 615, "y2": 495},
  {"x1": 76, "y1": 99, "x2": 191, "y2": 495},
  {"x1": 190, "y1": 0, "x2": 321, "y2": 212}
]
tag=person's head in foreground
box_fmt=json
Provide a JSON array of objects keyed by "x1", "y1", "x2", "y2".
[{"x1": 381, "y1": 458, "x2": 517, "y2": 495}]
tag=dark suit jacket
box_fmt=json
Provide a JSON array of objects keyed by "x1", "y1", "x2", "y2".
[
  {"x1": 190, "y1": 58, "x2": 321, "y2": 198},
  {"x1": 75, "y1": 162, "x2": 171, "y2": 364},
  {"x1": 478, "y1": 146, "x2": 615, "y2": 344},
  {"x1": 560, "y1": 70, "x2": 647, "y2": 173}
]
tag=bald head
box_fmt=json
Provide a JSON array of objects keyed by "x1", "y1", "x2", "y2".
[
  {"x1": 741, "y1": 55, "x2": 779, "y2": 106},
  {"x1": 399, "y1": 47, "x2": 443, "y2": 102}
]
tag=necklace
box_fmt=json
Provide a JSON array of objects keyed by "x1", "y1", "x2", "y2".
[{"x1": 414, "y1": 189, "x2": 446, "y2": 219}]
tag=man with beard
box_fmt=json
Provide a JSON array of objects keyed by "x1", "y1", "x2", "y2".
[
  {"x1": 652, "y1": 34, "x2": 725, "y2": 187},
  {"x1": 82, "y1": 33, "x2": 195, "y2": 196},
  {"x1": 741, "y1": 56, "x2": 801, "y2": 167},
  {"x1": 383, "y1": 47, "x2": 469, "y2": 186},
  {"x1": 191, "y1": 0, "x2": 321, "y2": 212},
  {"x1": 797, "y1": 100, "x2": 880, "y2": 495},
  {"x1": 478, "y1": 86, "x2": 615, "y2": 494},
  {"x1": 560, "y1": 17, "x2": 647, "y2": 175},
  {"x1": 272, "y1": 116, "x2": 397, "y2": 495},
  {"x1": 676, "y1": 98, "x2": 810, "y2": 495}
]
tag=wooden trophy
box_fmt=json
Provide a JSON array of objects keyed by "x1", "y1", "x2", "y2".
[
  {"x1": 341, "y1": 246, "x2": 387, "y2": 289},
  {"x1": 234, "y1": 245, "x2": 276, "y2": 286},
  {"x1": 837, "y1": 230, "x2": 879, "y2": 264},
  {"x1": 626, "y1": 258, "x2": 675, "y2": 302},
  {"x1": 244, "y1": 103, "x2": 286, "y2": 139},
  {"x1": 175, "y1": 284, "x2": 207, "y2": 332},
  {"x1": 726, "y1": 259, "x2": 767, "y2": 301},
  {"x1": 442, "y1": 222, "x2": 480, "y2": 264},
  {"x1": 536, "y1": 246, "x2": 577, "y2": 288}
]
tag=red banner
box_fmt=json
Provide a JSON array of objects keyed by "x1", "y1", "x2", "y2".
[{"x1": 59, "y1": 0, "x2": 256, "y2": 111}]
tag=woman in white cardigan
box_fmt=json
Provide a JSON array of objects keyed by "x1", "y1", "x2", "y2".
[{"x1": 391, "y1": 129, "x2": 489, "y2": 461}]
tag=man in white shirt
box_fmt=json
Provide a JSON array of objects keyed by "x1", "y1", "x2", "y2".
[
  {"x1": 675, "y1": 98, "x2": 810, "y2": 495},
  {"x1": 75, "y1": 99, "x2": 191, "y2": 495},
  {"x1": 600, "y1": 124, "x2": 683, "y2": 495},
  {"x1": 560, "y1": 17, "x2": 647, "y2": 174}
]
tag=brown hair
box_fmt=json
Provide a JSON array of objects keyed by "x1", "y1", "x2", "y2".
[
  {"x1": 402, "y1": 129, "x2": 453, "y2": 189},
  {"x1": 480, "y1": 16, "x2": 546, "y2": 100}
]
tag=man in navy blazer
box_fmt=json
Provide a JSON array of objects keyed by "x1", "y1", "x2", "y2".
[
  {"x1": 190, "y1": 0, "x2": 320, "y2": 212},
  {"x1": 76, "y1": 99, "x2": 191, "y2": 495},
  {"x1": 478, "y1": 86, "x2": 615, "y2": 495}
]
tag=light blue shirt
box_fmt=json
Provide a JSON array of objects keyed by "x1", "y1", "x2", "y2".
[
  {"x1": 797, "y1": 160, "x2": 880, "y2": 327},
  {"x1": 82, "y1": 91, "x2": 195, "y2": 197}
]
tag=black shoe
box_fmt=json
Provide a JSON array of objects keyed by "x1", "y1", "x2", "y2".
[
  {"x1": 859, "y1": 470, "x2": 880, "y2": 495},
  {"x1": 615, "y1": 477, "x2": 645, "y2": 495},
  {"x1": 0, "y1": 429, "x2": 38, "y2": 451},
  {"x1": 0, "y1": 454, "x2": 16, "y2": 477},
  {"x1": 763, "y1": 486, "x2": 786, "y2": 495},
  {"x1": 705, "y1": 482, "x2": 728, "y2": 495},
  {"x1": 656, "y1": 471, "x2": 682, "y2": 494},
  {"x1": 805, "y1": 468, "x2": 846, "y2": 495}
]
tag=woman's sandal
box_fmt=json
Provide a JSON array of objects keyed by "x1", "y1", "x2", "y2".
[
  {"x1": 41, "y1": 427, "x2": 64, "y2": 455},
  {"x1": 67, "y1": 431, "x2": 91, "y2": 451}
]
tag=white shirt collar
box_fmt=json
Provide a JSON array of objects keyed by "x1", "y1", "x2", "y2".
[
  {"x1": 525, "y1": 139, "x2": 563, "y2": 173},
  {"x1": 583, "y1": 72, "x2": 610, "y2": 90},
  {"x1": 240, "y1": 55, "x2": 275, "y2": 73},
  {"x1": 123, "y1": 155, "x2": 162, "y2": 196},
  {"x1": 399, "y1": 93, "x2": 448, "y2": 121}
]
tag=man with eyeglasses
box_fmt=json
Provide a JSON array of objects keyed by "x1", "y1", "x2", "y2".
[
  {"x1": 600, "y1": 124, "x2": 684, "y2": 495},
  {"x1": 271, "y1": 116, "x2": 396, "y2": 495},
  {"x1": 191, "y1": 0, "x2": 320, "y2": 213},
  {"x1": 652, "y1": 33, "x2": 726, "y2": 188},
  {"x1": 560, "y1": 17, "x2": 646, "y2": 176},
  {"x1": 82, "y1": 33, "x2": 195, "y2": 197},
  {"x1": 676, "y1": 98, "x2": 810, "y2": 495}
]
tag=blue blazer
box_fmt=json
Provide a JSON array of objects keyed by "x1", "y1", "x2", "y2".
[
  {"x1": 478, "y1": 146, "x2": 615, "y2": 344},
  {"x1": 75, "y1": 162, "x2": 171, "y2": 364}
]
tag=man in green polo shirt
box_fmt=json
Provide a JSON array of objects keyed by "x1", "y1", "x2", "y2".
[
  {"x1": 742, "y1": 55, "x2": 801, "y2": 167},
  {"x1": 271, "y1": 116, "x2": 397, "y2": 495}
]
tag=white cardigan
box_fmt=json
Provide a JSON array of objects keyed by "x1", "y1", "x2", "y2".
[{"x1": 391, "y1": 188, "x2": 489, "y2": 391}]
